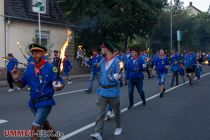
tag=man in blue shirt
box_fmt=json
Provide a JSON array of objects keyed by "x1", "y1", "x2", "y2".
[
  {"x1": 52, "y1": 50, "x2": 60, "y2": 67},
  {"x1": 6, "y1": 53, "x2": 18, "y2": 92},
  {"x1": 11, "y1": 43, "x2": 64, "y2": 140},
  {"x1": 86, "y1": 49, "x2": 102, "y2": 93},
  {"x1": 127, "y1": 48, "x2": 146, "y2": 109},
  {"x1": 141, "y1": 50, "x2": 151, "y2": 79},
  {"x1": 170, "y1": 52, "x2": 180, "y2": 87},
  {"x1": 185, "y1": 49, "x2": 196, "y2": 85},
  {"x1": 63, "y1": 54, "x2": 73, "y2": 84},
  {"x1": 152, "y1": 51, "x2": 159, "y2": 77},
  {"x1": 153, "y1": 50, "x2": 170, "y2": 98},
  {"x1": 124, "y1": 48, "x2": 132, "y2": 85},
  {"x1": 90, "y1": 41, "x2": 122, "y2": 140}
]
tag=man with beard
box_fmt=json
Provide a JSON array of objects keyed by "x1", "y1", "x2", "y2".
[
  {"x1": 90, "y1": 41, "x2": 122, "y2": 140},
  {"x1": 11, "y1": 43, "x2": 64, "y2": 140}
]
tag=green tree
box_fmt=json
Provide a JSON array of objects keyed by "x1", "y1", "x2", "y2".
[{"x1": 58, "y1": 0, "x2": 167, "y2": 51}]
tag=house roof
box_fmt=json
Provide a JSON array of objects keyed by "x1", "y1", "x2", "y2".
[
  {"x1": 186, "y1": 2, "x2": 202, "y2": 13},
  {"x1": 4, "y1": 0, "x2": 70, "y2": 27}
]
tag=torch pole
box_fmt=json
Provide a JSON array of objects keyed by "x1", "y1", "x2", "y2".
[
  {"x1": 2, "y1": 57, "x2": 26, "y2": 66},
  {"x1": 17, "y1": 43, "x2": 28, "y2": 60}
]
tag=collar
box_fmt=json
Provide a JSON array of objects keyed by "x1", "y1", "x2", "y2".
[
  {"x1": 34, "y1": 59, "x2": 48, "y2": 74},
  {"x1": 106, "y1": 55, "x2": 115, "y2": 62},
  {"x1": 133, "y1": 56, "x2": 138, "y2": 61}
]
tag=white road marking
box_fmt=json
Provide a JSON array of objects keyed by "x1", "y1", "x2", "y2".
[
  {"x1": 0, "y1": 119, "x2": 8, "y2": 124},
  {"x1": 60, "y1": 72, "x2": 210, "y2": 140},
  {"x1": 54, "y1": 89, "x2": 88, "y2": 97}
]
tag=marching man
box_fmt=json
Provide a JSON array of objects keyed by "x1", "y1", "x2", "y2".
[
  {"x1": 127, "y1": 48, "x2": 146, "y2": 109},
  {"x1": 11, "y1": 43, "x2": 64, "y2": 140},
  {"x1": 90, "y1": 41, "x2": 122, "y2": 140},
  {"x1": 6, "y1": 53, "x2": 19, "y2": 93},
  {"x1": 153, "y1": 50, "x2": 170, "y2": 98}
]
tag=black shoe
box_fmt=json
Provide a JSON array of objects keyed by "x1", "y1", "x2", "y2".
[
  {"x1": 120, "y1": 82, "x2": 123, "y2": 87},
  {"x1": 160, "y1": 93, "x2": 164, "y2": 98},
  {"x1": 189, "y1": 80, "x2": 192, "y2": 85},
  {"x1": 127, "y1": 105, "x2": 134, "y2": 110},
  {"x1": 143, "y1": 100, "x2": 146, "y2": 106},
  {"x1": 163, "y1": 88, "x2": 166, "y2": 93},
  {"x1": 85, "y1": 90, "x2": 92, "y2": 94}
]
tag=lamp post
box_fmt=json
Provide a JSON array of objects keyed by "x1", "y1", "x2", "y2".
[
  {"x1": 170, "y1": 0, "x2": 173, "y2": 52},
  {"x1": 34, "y1": 0, "x2": 45, "y2": 45}
]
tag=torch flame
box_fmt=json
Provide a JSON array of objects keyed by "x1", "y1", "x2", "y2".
[
  {"x1": 59, "y1": 30, "x2": 72, "y2": 71},
  {"x1": 3, "y1": 58, "x2": 8, "y2": 61},
  {"x1": 119, "y1": 61, "x2": 124, "y2": 69},
  {"x1": 204, "y1": 60, "x2": 209, "y2": 65}
]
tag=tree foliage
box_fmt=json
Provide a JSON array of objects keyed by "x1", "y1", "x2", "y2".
[
  {"x1": 58, "y1": 0, "x2": 167, "y2": 51},
  {"x1": 150, "y1": 0, "x2": 210, "y2": 52}
]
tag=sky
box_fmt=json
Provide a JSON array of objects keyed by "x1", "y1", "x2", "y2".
[{"x1": 170, "y1": 0, "x2": 210, "y2": 11}]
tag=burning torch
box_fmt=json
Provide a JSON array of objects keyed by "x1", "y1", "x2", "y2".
[
  {"x1": 17, "y1": 41, "x2": 28, "y2": 60},
  {"x1": 52, "y1": 30, "x2": 72, "y2": 87},
  {"x1": 113, "y1": 61, "x2": 124, "y2": 80}
]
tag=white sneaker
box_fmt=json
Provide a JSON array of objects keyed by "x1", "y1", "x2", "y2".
[
  {"x1": 107, "y1": 111, "x2": 112, "y2": 117},
  {"x1": 114, "y1": 128, "x2": 122, "y2": 136},
  {"x1": 104, "y1": 111, "x2": 112, "y2": 121},
  {"x1": 90, "y1": 132, "x2": 103, "y2": 140},
  {"x1": 8, "y1": 88, "x2": 14, "y2": 93},
  {"x1": 67, "y1": 81, "x2": 72, "y2": 84}
]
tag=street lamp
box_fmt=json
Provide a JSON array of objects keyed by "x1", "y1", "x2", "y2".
[
  {"x1": 170, "y1": 0, "x2": 173, "y2": 52},
  {"x1": 33, "y1": 0, "x2": 45, "y2": 45}
]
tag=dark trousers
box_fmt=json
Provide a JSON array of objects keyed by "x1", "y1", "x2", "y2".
[
  {"x1": 145, "y1": 65, "x2": 151, "y2": 79},
  {"x1": 128, "y1": 78, "x2": 145, "y2": 106},
  {"x1": 171, "y1": 71, "x2": 179, "y2": 86},
  {"x1": 7, "y1": 71, "x2": 14, "y2": 89},
  {"x1": 94, "y1": 96, "x2": 121, "y2": 135}
]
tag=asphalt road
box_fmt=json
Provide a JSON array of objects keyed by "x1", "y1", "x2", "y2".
[{"x1": 0, "y1": 66, "x2": 210, "y2": 140}]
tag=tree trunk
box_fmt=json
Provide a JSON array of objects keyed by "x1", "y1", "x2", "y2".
[{"x1": 124, "y1": 34, "x2": 128, "y2": 50}]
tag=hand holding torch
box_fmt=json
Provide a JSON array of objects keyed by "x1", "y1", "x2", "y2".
[{"x1": 113, "y1": 61, "x2": 124, "y2": 80}]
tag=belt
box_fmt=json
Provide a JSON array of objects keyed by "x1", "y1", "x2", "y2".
[
  {"x1": 131, "y1": 70, "x2": 143, "y2": 72},
  {"x1": 32, "y1": 96, "x2": 52, "y2": 104},
  {"x1": 101, "y1": 84, "x2": 117, "y2": 89}
]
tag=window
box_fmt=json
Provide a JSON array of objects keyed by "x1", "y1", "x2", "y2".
[
  {"x1": 31, "y1": 0, "x2": 48, "y2": 14},
  {"x1": 35, "y1": 31, "x2": 50, "y2": 46}
]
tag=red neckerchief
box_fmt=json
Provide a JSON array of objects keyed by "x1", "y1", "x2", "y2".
[
  {"x1": 106, "y1": 55, "x2": 115, "y2": 64},
  {"x1": 34, "y1": 59, "x2": 48, "y2": 75},
  {"x1": 133, "y1": 56, "x2": 138, "y2": 61}
]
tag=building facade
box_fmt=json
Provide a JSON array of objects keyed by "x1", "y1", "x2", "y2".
[{"x1": 1, "y1": 0, "x2": 74, "y2": 68}]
